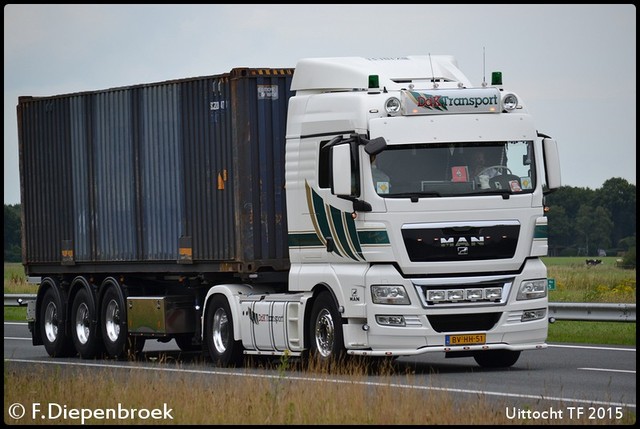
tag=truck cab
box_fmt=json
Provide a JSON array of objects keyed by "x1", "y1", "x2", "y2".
[{"x1": 277, "y1": 55, "x2": 561, "y2": 367}]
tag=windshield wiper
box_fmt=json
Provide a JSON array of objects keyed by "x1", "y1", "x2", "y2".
[
  {"x1": 387, "y1": 192, "x2": 442, "y2": 201},
  {"x1": 465, "y1": 189, "x2": 512, "y2": 199}
]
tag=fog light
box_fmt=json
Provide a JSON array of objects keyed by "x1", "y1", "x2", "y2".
[
  {"x1": 522, "y1": 308, "x2": 546, "y2": 322},
  {"x1": 376, "y1": 315, "x2": 406, "y2": 326}
]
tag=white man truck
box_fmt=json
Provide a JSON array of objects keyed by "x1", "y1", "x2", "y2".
[{"x1": 19, "y1": 55, "x2": 561, "y2": 368}]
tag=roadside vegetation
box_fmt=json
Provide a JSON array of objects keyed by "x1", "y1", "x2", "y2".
[{"x1": 4, "y1": 355, "x2": 636, "y2": 425}]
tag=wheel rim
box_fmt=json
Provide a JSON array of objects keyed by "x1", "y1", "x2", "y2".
[
  {"x1": 74, "y1": 302, "x2": 90, "y2": 345},
  {"x1": 212, "y1": 308, "x2": 229, "y2": 354},
  {"x1": 104, "y1": 299, "x2": 121, "y2": 342},
  {"x1": 314, "y1": 308, "x2": 335, "y2": 358},
  {"x1": 43, "y1": 301, "x2": 59, "y2": 343}
]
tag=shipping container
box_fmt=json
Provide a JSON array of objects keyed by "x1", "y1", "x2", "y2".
[{"x1": 17, "y1": 68, "x2": 294, "y2": 277}]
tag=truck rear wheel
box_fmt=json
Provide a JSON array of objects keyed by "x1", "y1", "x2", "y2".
[
  {"x1": 71, "y1": 288, "x2": 101, "y2": 359},
  {"x1": 473, "y1": 350, "x2": 521, "y2": 368},
  {"x1": 175, "y1": 334, "x2": 200, "y2": 352},
  {"x1": 204, "y1": 295, "x2": 243, "y2": 367},
  {"x1": 309, "y1": 291, "x2": 346, "y2": 367},
  {"x1": 39, "y1": 287, "x2": 76, "y2": 357}
]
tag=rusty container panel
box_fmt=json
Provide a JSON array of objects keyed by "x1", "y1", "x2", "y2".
[{"x1": 17, "y1": 68, "x2": 294, "y2": 276}]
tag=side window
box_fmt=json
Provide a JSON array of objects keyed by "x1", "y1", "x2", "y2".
[{"x1": 318, "y1": 141, "x2": 331, "y2": 189}]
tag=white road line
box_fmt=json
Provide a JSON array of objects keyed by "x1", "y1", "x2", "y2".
[
  {"x1": 579, "y1": 367, "x2": 636, "y2": 374},
  {"x1": 548, "y1": 344, "x2": 636, "y2": 352}
]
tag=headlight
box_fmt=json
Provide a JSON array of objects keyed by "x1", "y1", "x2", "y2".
[
  {"x1": 517, "y1": 279, "x2": 547, "y2": 300},
  {"x1": 371, "y1": 285, "x2": 410, "y2": 305},
  {"x1": 502, "y1": 93, "x2": 518, "y2": 111}
]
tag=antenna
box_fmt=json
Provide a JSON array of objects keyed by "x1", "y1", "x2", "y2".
[
  {"x1": 482, "y1": 47, "x2": 487, "y2": 87},
  {"x1": 428, "y1": 53, "x2": 438, "y2": 89}
]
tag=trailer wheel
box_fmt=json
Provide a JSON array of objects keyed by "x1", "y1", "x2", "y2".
[
  {"x1": 309, "y1": 291, "x2": 346, "y2": 366},
  {"x1": 204, "y1": 295, "x2": 243, "y2": 367},
  {"x1": 473, "y1": 350, "x2": 521, "y2": 368},
  {"x1": 101, "y1": 286, "x2": 128, "y2": 358},
  {"x1": 39, "y1": 287, "x2": 76, "y2": 357},
  {"x1": 71, "y1": 288, "x2": 101, "y2": 359}
]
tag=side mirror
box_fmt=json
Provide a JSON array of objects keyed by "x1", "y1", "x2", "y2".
[
  {"x1": 543, "y1": 138, "x2": 562, "y2": 190},
  {"x1": 364, "y1": 137, "x2": 387, "y2": 156},
  {"x1": 332, "y1": 144, "x2": 353, "y2": 196}
]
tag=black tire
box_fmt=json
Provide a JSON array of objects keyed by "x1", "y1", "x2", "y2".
[
  {"x1": 175, "y1": 334, "x2": 200, "y2": 352},
  {"x1": 39, "y1": 287, "x2": 76, "y2": 357},
  {"x1": 308, "y1": 291, "x2": 346, "y2": 367},
  {"x1": 71, "y1": 288, "x2": 101, "y2": 359},
  {"x1": 204, "y1": 295, "x2": 243, "y2": 367},
  {"x1": 473, "y1": 350, "x2": 521, "y2": 368},
  {"x1": 100, "y1": 286, "x2": 128, "y2": 359}
]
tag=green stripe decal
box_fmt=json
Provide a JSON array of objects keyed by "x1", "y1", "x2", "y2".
[
  {"x1": 311, "y1": 185, "x2": 331, "y2": 244},
  {"x1": 358, "y1": 230, "x2": 390, "y2": 245},
  {"x1": 330, "y1": 205, "x2": 357, "y2": 260},
  {"x1": 302, "y1": 180, "x2": 389, "y2": 261},
  {"x1": 289, "y1": 233, "x2": 324, "y2": 247}
]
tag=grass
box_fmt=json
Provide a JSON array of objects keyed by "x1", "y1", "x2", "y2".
[
  {"x1": 4, "y1": 359, "x2": 636, "y2": 425},
  {"x1": 543, "y1": 256, "x2": 636, "y2": 303}
]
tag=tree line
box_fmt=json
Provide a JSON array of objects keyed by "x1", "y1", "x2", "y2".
[{"x1": 4, "y1": 177, "x2": 636, "y2": 267}]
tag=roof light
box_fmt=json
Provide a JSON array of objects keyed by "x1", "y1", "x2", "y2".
[
  {"x1": 502, "y1": 93, "x2": 518, "y2": 111},
  {"x1": 384, "y1": 97, "x2": 401, "y2": 115}
]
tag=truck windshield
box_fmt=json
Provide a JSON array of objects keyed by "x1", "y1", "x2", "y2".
[{"x1": 371, "y1": 141, "x2": 535, "y2": 197}]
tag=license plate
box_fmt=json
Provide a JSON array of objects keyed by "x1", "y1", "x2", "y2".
[{"x1": 445, "y1": 333, "x2": 486, "y2": 346}]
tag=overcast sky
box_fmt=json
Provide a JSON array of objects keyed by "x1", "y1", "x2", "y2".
[{"x1": 4, "y1": 4, "x2": 636, "y2": 204}]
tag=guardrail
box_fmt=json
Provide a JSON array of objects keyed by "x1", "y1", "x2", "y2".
[
  {"x1": 547, "y1": 302, "x2": 636, "y2": 323},
  {"x1": 4, "y1": 293, "x2": 636, "y2": 322}
]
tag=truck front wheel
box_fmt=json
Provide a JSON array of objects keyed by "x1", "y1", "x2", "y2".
[
  {"x1": 473, "y1": 350, "x2": 521, "y2": 368},
  {"x1": 39, "y1": 287, "x2": 76, "y2": 357},
  {"x1": 204, "y1": 295, "x2": 243, "y2": 367},
  {"x1": 71, "y1": 288, "x2": 101, "y2": 359},
  {"x1": 309, "y1": 291, "x2": 346, "y2": 367}
]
